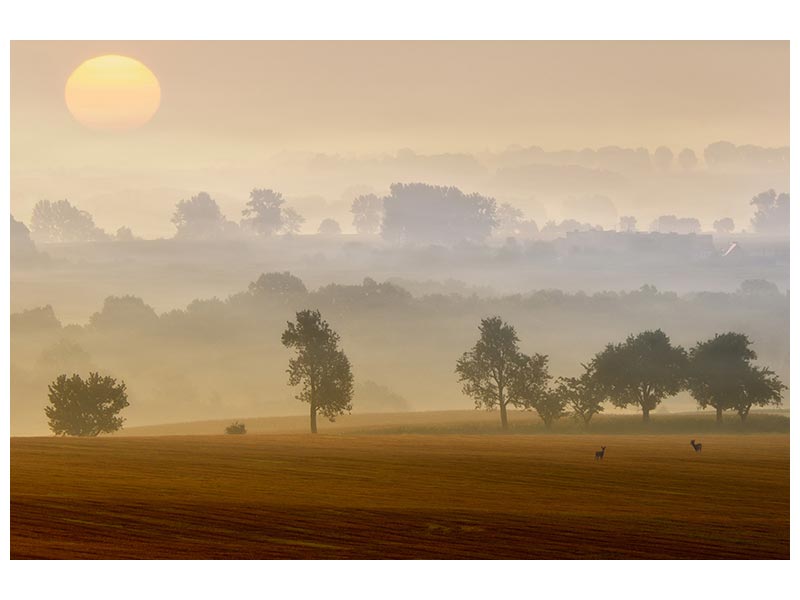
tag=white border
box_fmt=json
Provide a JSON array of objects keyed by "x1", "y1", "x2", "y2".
[{"x1": 2, "y1": 1, "x2": 797, "y2": 597}]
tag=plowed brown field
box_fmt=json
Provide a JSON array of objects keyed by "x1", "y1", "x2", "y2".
[{"x1": 10, "y1": 434, "x2": 788, "y2": 559}]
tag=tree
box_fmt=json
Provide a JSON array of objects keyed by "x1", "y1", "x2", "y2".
[
  {"x1": 739, "y1": 279, "x2": 780, "y2": 296},
  {"x1": 619, "y1": 216, "x2": 637, "y2": 232},
  {"x1": 45, "y1": 372, "x2": 129, "y2": 436},
  {"x1": 242, "y1": 188, "x2": 285, "y2": 236},
  {"x1": 351, "y1": 194, "x2": 384, "y2": 234},
  {"x1": 89, "y1": 295, "x2": 159, "y2": 332},
  {"x1": 115, "y1": 226, "x2": 136, "y2": 241},
  {"x1": 555, "y1": 367, "x2": 605, "y2": 426},
  {"x1": 677, "y1": 148, "x2": 698, "y2": 171},
  {"x1": 735, "y1": 366, "x2": 785, "y2": 421},
  {"x1": 704, "y1": 141, "x2": 738, "y2": 167},
  {"x1": 225, "y1": 421, "x2": 247, "y2": 434},
  {"x1": 172, "y1": 192, "x2": 236, "y2": 240},
  {"x1": 688, "y1": 333, "x2": 785, "y2": 423},
  {"x1": 512, "y1": 354, "x2": 556, "y2": 427},
  {"x1": 532, "y1": 390, "x2": 567, "y2": 429},
  {"x1": 515, "y1": 219, "x2": 540, "y2": 238},
  {"x1": 11, "y1": 215, "x2": 45, "y2": 264},
  {"x1": 455, "y1": 316, "x2": 528, "y2": 430},
  {"x1": 281, "y1": 310, "x2": 354, "y2": 433},
  {"x1": 713, "y1": 218, "x2": 735, "y2": 235},
  {"x1": 653, "y1": 146, "x2": 673, "y2": 171},
  {"x1": 750, "y1": 189, "x2": 789, "y2": 235},
  {"x1": 591, "y1": 330, "x2": 687, "y2": 421},
  {"x1": 10, "y1": 305, "x2": 61, "y2": 333},
  {"x1": 249, "y1": 271, "x2": 308, "y2": 298},
  {"x1": 30, "y1": 199, "x2": 108, "y2": 243},
  {"x1": 281, "y1": 207, "x2": 305, "y2": 234},
  {"x1": 317, "y1": 218, "x2": 342, "y2": 235},
  {"x1": 687, "y1": 332, "x2": 752, "y2": 423},
  {"x1": 381, "y1": 182, "x2": 498, "y2": 244},
  {"x1": 495, "y1": 203, "x2": 525, "y2": 237}
]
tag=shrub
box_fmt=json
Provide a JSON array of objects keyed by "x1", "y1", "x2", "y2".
[{"x1": 225, "y1": 421, "x2": 247, "y2": 434}]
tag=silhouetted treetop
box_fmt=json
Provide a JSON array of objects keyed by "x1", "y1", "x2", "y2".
[
  {"x1": 241, "y1": 188, "x2": 285, "y2": 236},
  {"x1": 89, "y1": 295, "x2": 160, "y2": 331},
  {"x1": 351, "y1": 194, "x2": 384, "y2": 235},
  {"x1": 619, "y1": 216, "x2": 637, "y2": 232},
  {"x1": 11, "y1": 305, "x2": 61, "y2": 333},
  {"x1": 45, "y1": 372, "x2": 129, "y2": 436},
  {"x1": 734, "y1": 365, "x2": 785, "y2": 421},
  {"x1": 704, "y1": 141, "x2": 788, "y2": 170},
  {"x1": 381, "y1": 182, "x2": 498, "y2": 244},
  {"x1": 687, "y1": 332, "x2": 759, "y2": 423},
  {"x1": 281, "y1": 207, "x2": 305, "y2": 234},
  {"x1": 30, "y1": 199, "x2": 109, "y2": 243},
  {"x1": 653, "y1": 146, "x2": 674, "y2": 171},
  {"x1": 317, "y1": 218, "x2": 342, "y2": 235},
  {"x1": 513, "y1": 353, "x2": 556, "y2": 426},
  {"x1": 456, "y1": 316, "x2": 529, "y2": 430},
  {"x1": 738, "y1": 279, "x2": 780, "y2": 296},
  {"x1": 314, "y1": 278, "x2": 413, "y2": 311},
  {"x1": 591, "y1": 329, "x2": 687, "y2": 421},
  {"x1": 688, "y1": 330, "x2": 786, "y2": 421},
  {"x1": 282, "y1": 309, "x2": 354, "y2": 433},
  {"x1": 115, "y1": 226, "x2": 136, "y2": 241},
  {"x1": 172, "y1": 192, "x2": 238, "y2": 240},
  {"x1": 11, "y1": 214, "x2": 46, "y2": 264},
  {"x1": 555, "y1": 366, "x2": 605, "y2": 425},
  {"x1": 677, "y1": 148, "x2": 698, "y2": 170},
  {"x1": 750, "y1": 189, "x2": 789, "y2": 236},
  {"x1": 249, "y1": 272, "x2": 309, "y2": 297},
  {"x1": 713, "y1": 218, "x2": 735, "y2": 234}
]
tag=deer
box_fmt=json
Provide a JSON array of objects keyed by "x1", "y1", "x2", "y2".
[
  {"x1": 690, "y1": 440, "x2": 703, "y2": 453},
  {"x1": 595, "y1": 446, "x2": 606, "y2": 460}
]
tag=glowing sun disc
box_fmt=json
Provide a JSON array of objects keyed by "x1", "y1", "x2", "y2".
[{"x1": 65, "y1": 54, "x2": 161, "y2": 131}]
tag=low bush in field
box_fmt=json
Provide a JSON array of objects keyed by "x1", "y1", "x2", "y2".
[{"x1": 225, "y1": 421, "x2": 246, "y2": 434}]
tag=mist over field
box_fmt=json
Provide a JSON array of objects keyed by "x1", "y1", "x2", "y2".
[
  {"x1": 10, "y1": 181, "x2": 789, "y2": 434},
  {"x1": 8, "y1": 39, "x2": 791, "y2": 565},
  {"x1": 10, "y1": 141, "x2": 790, "y2": 240},
  {"x1": 7, "y1": 39, "x2": 791, "y2": 451}
]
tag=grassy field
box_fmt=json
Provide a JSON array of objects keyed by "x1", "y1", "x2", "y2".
[
  {"x1": 11, "y1": 432, "x2": 788, "y2": 559},
  {"x1": 116, "y1": 409, "x2": 790, "y2": 436}
]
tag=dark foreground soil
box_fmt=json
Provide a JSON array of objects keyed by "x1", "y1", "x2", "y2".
[{"x1": 11, "y1": 434, "x2": 789, "y2": 559}]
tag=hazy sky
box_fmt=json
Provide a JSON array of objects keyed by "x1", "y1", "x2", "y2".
[{"x1": 11, "y1": 41, "x2": 789, "y2": 171}]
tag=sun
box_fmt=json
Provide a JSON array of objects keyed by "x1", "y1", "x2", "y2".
[{"x1": 65, "y1": 54, "x2": 161, "y2": 132}]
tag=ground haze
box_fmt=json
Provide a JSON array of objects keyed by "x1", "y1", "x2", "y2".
[{"x1": 11, "y1": 433, "x2": 788, "y2": 559}]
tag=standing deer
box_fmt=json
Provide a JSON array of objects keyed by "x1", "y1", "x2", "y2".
[
  {"x1": 690, "y1": 440, "x2": 703, "y2": 453},
  {"x1": 595, "y1": 446, "x2": 606, "y2": 460}
]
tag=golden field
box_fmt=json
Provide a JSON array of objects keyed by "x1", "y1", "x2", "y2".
[{"x1": 11, "y1": 432, "x2": 788, "y2": 559}]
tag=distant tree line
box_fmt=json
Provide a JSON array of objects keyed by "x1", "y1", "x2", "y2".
[
  {"x1": 15, "y1": 272, "x2": 785, "y2": 436},
  {"x1": 457, "y1": 317, "x2": 785, "y2": 430},
  {"x1": 42, "y1": 305, "x2": 356, "y2": 436},
  {"x1": 41, "y1": 308, "x2": 786, "y2": 436},
  {"x1": 19, "y1": 187, "x2": 790, "y2": 246}
]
